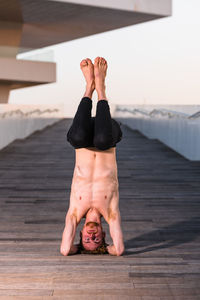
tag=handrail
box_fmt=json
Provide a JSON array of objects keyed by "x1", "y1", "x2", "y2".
[
  {"x1": 188, "y1": 111, "x2": 200, "y2": 120},
  {"x1": 0, "y1": 108, "x2": 60, "y2": 119},
  {"x1": 115, "y1": 106, "x2": 200, "y2": 120}
]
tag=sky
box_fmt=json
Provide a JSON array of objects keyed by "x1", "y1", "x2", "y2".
[{"x1": 9, "y1": 0, "x2": 200, "y2": 117}]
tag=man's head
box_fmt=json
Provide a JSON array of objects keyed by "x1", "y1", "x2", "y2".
[
  {"x1": 78, "y1": 221, "x2": 108, "y2": 254},
  {"x1": 81, "y1": 221, "x2": 105, "y2": 250}
]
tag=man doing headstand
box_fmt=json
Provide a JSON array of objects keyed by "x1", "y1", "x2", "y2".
[{"x1": 60, "y1": 57, "x2": 124, "y2": 256}]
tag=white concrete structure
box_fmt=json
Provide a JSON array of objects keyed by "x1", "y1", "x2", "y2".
[
  {"x1": 54, "y1": 0, "x2": 172, "y2": 16},
  {"x1": 114, "y1": 105, "x2": 200, "y2": 161},
  {"x1": 0, "y1": 58, "x2": 56, "y2": 103},
  {"x1": 0, "y1": 104, "x2": 64, "y2": 150},
  {"x1": 0, "y1": 0, "x2": 172, "y2": 150},
  {"x1": 0, "y1": 0, "x2": 171, "y2": 103}
]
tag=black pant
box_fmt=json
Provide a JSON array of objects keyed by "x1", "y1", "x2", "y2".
[{"x1": 66, "y1": 97, "x2": 123, "y2": 150}]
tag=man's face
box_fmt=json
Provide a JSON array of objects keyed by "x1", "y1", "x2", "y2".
[{"x1": 81, "y1": 221, "x2": 105, "y2": 251}]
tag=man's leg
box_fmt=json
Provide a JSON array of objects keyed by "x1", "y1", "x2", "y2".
[
  {"x1": 93, "y1": 57, "x2": 113, "y2": 150},
  {"x1": 67, "y1": 97, "x2": 93, "y2": 148},
  {"x1": 93, "y1": 100, "x2": 113, "y2": 150},
  {"x1": 67, "y1": 58, "x2": 95, "y2": 148}
]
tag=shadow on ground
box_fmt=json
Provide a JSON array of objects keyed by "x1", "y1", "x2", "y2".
[{"x1": 124, "y1": 216, "x2": 200, "y2": 256}]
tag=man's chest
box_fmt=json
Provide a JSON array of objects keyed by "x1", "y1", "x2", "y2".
[
  {"x1": 72, "y1": 178, "x2": 117, "y2": 203},
  {"x1": 70, "y1": 178, "x2": 118, "y2": 222}
]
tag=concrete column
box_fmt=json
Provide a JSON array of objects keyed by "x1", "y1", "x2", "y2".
[
  {"x1": 0, "y1": 21, "x2": 22, "y2": 57},
  {"x1": 0, "y1": 84, "x2": 10, "y2": 103},
  {"x1": 0, "y1": 21, "x2": 22, "y2": 103}
]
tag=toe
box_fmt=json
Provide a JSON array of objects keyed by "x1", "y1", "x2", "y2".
[
  {"x1": 80, "y1": 59, "x2": 88, "y2": 67},
  {"x1": 100, "y1": 57, "x2": 104, "y2": 65},
  {"x1": 86, "y1": 58, "x2": 93, "y2": 65},
  {"x1": 94, "y1": 56, "x2": 100, "y2": 66},
  {"x1": 101, "y1": 57, "x2": 107, "y2": 66}
]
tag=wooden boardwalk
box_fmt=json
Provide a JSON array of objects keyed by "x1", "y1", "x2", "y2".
[{"x1": 0, "y1": 118, "x2": 200, "y2": 300}]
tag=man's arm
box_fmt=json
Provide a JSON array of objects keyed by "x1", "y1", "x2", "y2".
[
  {"x1": 60, "y1": 209, "x2": 78, "y2": 256},
  {"x1": 107, "y1": 209, "x2": 125, "y2": 256}
]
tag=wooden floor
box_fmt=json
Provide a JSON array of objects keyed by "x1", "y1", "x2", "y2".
[{"x1": 0, "y1": 118, "x2": 200, "y2": 300}]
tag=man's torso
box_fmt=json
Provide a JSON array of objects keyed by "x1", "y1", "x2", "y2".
[{"x1": 69, "y1": 147, "x2": 119, "y2": 223}]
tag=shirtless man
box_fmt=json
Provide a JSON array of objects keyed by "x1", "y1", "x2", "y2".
[{"x1": 60, "y1": 57, "x2": 124, "y2": 256}]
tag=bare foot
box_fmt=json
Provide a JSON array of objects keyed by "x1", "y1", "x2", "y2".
[
  {"x1": 80, "y1": 58, "x2": 95, "y2": 91},
  {"x1": 94, "y1": 57, "x2": 108, "y2": 100}
]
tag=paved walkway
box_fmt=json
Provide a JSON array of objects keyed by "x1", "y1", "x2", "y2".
[{"x1": 0, "y1": 118, "x2": 200, "y2": 299}]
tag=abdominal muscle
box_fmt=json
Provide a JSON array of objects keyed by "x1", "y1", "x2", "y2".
[{"x1": 70, "y1": 147, "x2": 119, "y2": 221}]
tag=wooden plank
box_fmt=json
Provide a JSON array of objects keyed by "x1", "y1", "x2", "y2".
[{"x1": 0, "y1": 118, "x2": 200, "y2": 298}]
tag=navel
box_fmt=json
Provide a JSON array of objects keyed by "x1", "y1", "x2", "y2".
[
  {"x1": 105, "y1": 195, "x2": 107, "y2": 199},
  {"x1": 79, "y1": 196, "x2": 82, "y2": 200}
]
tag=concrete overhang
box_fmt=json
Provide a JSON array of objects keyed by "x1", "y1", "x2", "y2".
[
  {"x1": 52, "y1": 0, "x2": 172, "y2": 16},
  {"x1": 0, "y1": 0, "x2": 172, "y2": 103},
  {"x1": 0, "y1": 0, "x2": 172, "y2": 54},
  {"x1": 0, "y1": 58, "x2": 56, "y2": 89},
  {"x1": 0, "y1": 57, "x2": 56, "y2": 103}
]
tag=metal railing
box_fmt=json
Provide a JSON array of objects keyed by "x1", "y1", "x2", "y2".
[
  {"x1": 115, "y1": 106, "x2": 200, "y2": 120},
  {"x1": 0, "y1": 108, "x2": 60, "y2": 119}
]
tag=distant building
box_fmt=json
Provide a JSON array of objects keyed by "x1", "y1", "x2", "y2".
[{"x1": 0, "y1": 0, "x2": 172, "y2": 103}]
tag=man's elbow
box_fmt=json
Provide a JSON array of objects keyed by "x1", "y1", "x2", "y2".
[
  {"x1": 116, "y1": 245, "x2": 125, "y2": 256},
  {"x1": 60, "y1": 244, "x2": 78, "y2": 256},
  {"x1": 60, "y1": 247, "x2": 70, "y2": 256}
]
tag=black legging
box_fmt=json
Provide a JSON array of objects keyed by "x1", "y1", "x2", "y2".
[{"x1": 66, "y1": 97, "x2": 123, "y2": 150}]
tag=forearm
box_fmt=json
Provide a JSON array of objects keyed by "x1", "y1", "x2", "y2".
[
  {"x1": 108, "y1": 211, "x2": 125, "y2": 256},
  {"x1": 60, "y1": 228, "x2": 74, "y2": 255},
  {"x1": 60, "y1": 213, "x2": 77, "y2": 256}
]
